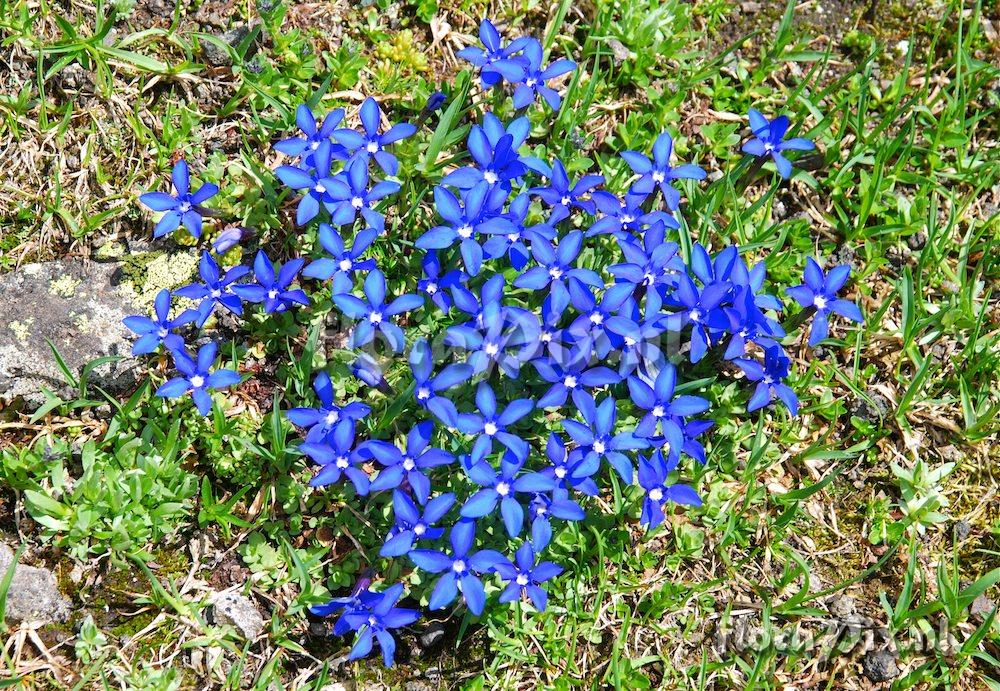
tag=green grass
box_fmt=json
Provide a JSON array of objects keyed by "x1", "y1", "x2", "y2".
[{"x1": 1, "y1": 0, "x2": 999, "y2": 688}]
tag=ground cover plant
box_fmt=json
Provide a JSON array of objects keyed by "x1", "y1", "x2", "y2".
[{"x1": 0, "y1": 0, "x2": 999, "y2": 689}]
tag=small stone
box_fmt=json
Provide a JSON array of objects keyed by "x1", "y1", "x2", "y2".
[
  {"x1": 202, "y1": 26, "x2": 254, "y2": 67},
  {"x1": 607, "y1": 38, "x2": 630, "y2": 65},
  {"x1": 907, "y1": 231, "x2": 927, "y2": 250},
  {"x1": 418, "y1": 621, "x2": 447, "y2": 651},
  {"x1": 954, "y1": 519, "x2": 971, "y2": 541},
  {"x1": 829, "y1": 594, "x2": 857, "y2": 618},
  {"x1": 861, "y1": 650, "x2": 900, "y2": 683},
  {"x1": 847, "y1": 389, "x2": 891, "y2": 425},
  {"x1": 0, "y1": 258, "x2": 142, "y2": 409},
  {"x1": 970, "y1": 594, "x2": 996, "y2": 624},
  {"x1": 209, "y1": 591, "x2": 265, "y2": 639},
  {"x1": 0, "y1": 543, "x2": 72, "y2": 625}
]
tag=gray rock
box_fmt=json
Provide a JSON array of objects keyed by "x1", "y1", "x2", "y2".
[
  {"x1": 209, "y1": 591, "x2": 265, "y2": 639},
  {"x1": 954, "y1": 519, "x2": 971, "y2": 542},
  {"x1": 0, "y1": 542, "x2": 72, "y2": 624},
  {"x1": 201, "y1": 26, "x2": 255, "y2": 67},
  {"x1": 0, "y1": 259, "x2": 142, "y2": 408},
  {"x1": 861, "y1": 650, "x2": 900, "y2": 683},
  {"x1": 970, "y1": 594, "x2": 996, "y2": 624},
  {"x1": 418, "y1": 621, "x2": 446, "y2": 650},
  {"x1": 847, "y1": 389, "x2": 891, "y2": 425},
  {"x1": 829, "y1": 594, "x2": 857, "y2": 619}
]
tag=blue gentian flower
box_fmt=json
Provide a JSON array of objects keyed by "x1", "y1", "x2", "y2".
[
  {"x1": 286, "y1": 371, "x2": 372, "y2": 444},
  {"x1": 443, "y1": 128, "x2": 529, "y2": 191},
  {"x1": 526, "y1": 488, "x2": 585, "y2": 548},
  {"x1": 309, "y1": 577, "x2": 381, "y2": 636},
  {"x1": 139, "y1": 160, "x2": 219, "y2": 238},
  {"x1": 212, "y1": 227, "x2": 244, "y2": 254},
  {"x1": 565, "y1": 281, "x2": 634, "y2": 359},
  {"x1": 491, "y1": 38, "x2": 576, "y2": 111},
  {"x1": 231, "y1": 251, "x2": 309, "y2": 314},
  {"x1": 457, "y1": 18, "x2": 532, "y2": 87},
  {"x1": 533, "y1": 343, "x2": 621, "y2": 409},
  {"x1": 351, "y1": 353, "x2": 389, "y2": 391},
  {"x1": 445, "y1": 299, "x2": 540, "y2": 378},
  {"x1": 785, "y1": 258, "x2": 863, "y2": 346},
  {"x1": 302, "y1": 224, "x2": 378, "y2": 294},
  {"x1": 454, "y1": 382, "x2": 534, "y2": 461},
  {"x1": 734, "y1": 346, "x2": 799, "y2": 415},
  {"x1": 368, "y1": 421, "x2": 456, "y2": 503},
  {"x1": 408, "y1": 519, "x2": 504, "y2": 616},
  {"x1": 621, "y1": 131, "x2": 706, "y2": 210},
  {"x1": 588, "y1": 191, "x2": 677, "y2": 240},
  {"x1": 607, "y1": 221, "x2": 683, "y2": 305},
  {"x1": 338, "y1": 583, "x2": 420, "y2": 667},
  {"x1": 275, "y1": 140, "x2": 340, "y2": 226},
  {"x1": 324, "y1": 158, "x2": 400, "y2": 233},
  {"x1": 721, "y1": 287, "x2": 784, "y2": 360},
  {"x1": 492, "y1": 539, "x2": 563, "y2": 611},
  {"x1": 482, "y1": 193, "x2": 557, "y2": 271},
  {"x1": 155, "y1": 341, "x2": 241, "y2": 416},
  {"x1": 123, "y1": 288, "x2": 198, "y2": 355},
  {"x1": 409, "y1": 338, "x2": 472, "y2": 426},
  {"x1": 604, "y1": 298, "x2": 669, "y2": 377},
  {"x1": 381, "y1": 490, "x2": 455, "y2": 557},
  {"x1": 415, "y1": 183, "x2": 511, "y2": 275},
  {"x1": 174, "y1": 251, "x2": 250, "y2": 325},
  {"x1": 627, "y1": 363, "x2": 710, "y2": 450},
  {"x1": 529, "y1": 160, "x2": 603, "y2": 224},
  {"x1": 513, "y1": 230, "x2": 603, "y2": 305},
  {"x1": 274, "y1": 104, "x2": 347, "y2": 167},
  {"x1": 477, "y1": 113, "x2": 551, "y2": 176},
  {"x1": 742, "y1": 109, "x2": 815, "y2": 179},
  {"x1": 659, "y1": 273, "x2": 730, "y2": 362},
  {"x1": 637, "y1": 450, "x2": 702, "y2": 530},
  {"x1": 299, "y1": 419, "x2": 372, "y2": 493},
  {"x1": 332, "y1": 269, "x2": 422, "y2": 352},
  {"x1": 333, "y1": 97, "x2": 416, "y2": 176},
  {"x1": 563, "y1": 392, "x2": 646, "y2": 485},
  {"x1": 418, "y1": 251, "x2": 466, "y2": 311},
  {"x1": 531, "y1": 291, "x2": 571, "y2": 361},
  {"x1": 424, "y1": 91, "x2": 447, "y2": 113},
  {"x1": 539, "y1": 431, "x2": 600, "y2": 496},
  {"x1": 460, "y1": 450, "x2": 557, "y2": 537}
]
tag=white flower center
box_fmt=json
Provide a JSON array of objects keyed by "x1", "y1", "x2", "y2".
[
  {"x1": 369, "y1": 311, "x2": 383, "y2": 324},
  {"x1": 336, "y1": 455, "x2": 349, "y2": 469},
  {"x1": 590, "y1": 312, "x2": 603, "y2": 325},
  {"x1": 507, "y1": 232, "x2": 520, "y2": 242},
  {"x1": 621, "y1": 214, "x2": 634, "y2": 224},
  {"x1": 813, "y1": 295, "x2": 828, "y2": 310},
  {"x1": 267, "y1": 289, "x2": 279, "y2": 300},
  {"x1": 689, "y1": 308, "x2": 702, "y2": 322},
  {"x1": 484, "y1": 170, "x2": 498, "y2": 185},
  {"x1": 190, "y1": 375, "x2": 205, "y2": 388},
  {"x1": 516, "y1": 573, "x2": 530, "y2": 585},
  {"x1": 560, "y1": 196, "x2": 571, "y2": 206},
  {"x1": 339, "y1": 258, "x2": 353, "y2": 272},
  {"x1": 414, "y1": 523, "x2": 426, "y2": 536},
  {"x1": 652, "y1": 171, "x2": 665, "y2": 183},
  {"x1": 368, "y1": 615, "x2": 378, "y2": 626},
  {"x1": 457, "y1": 224, "x2": 473, "y2": 239},
  {"x1": 484, "y1": 421, "x2": 498, "y2": 436},
  {"x1": 157, "y1": 327, "x2": 169, "y2": 338},
  {"x1": 310, "y1": 141, "x2": 320, "y2": 150},
  {"x1": 540, "y1": 331, "x2": 552, "y2": 343},
  {"x1": 564, "y1": 375, "x2": 577, "y2": 388},
  {"x1": 484, "y1": 342, "x2": 499, "y2": 356},
  {"x1": 643, "y1": 272, "x2": 656, "y2": 285},
  {"x1": 548, "y1": 266, "x2": 563, "y2": 280},
  {"x1": 652, "y1": 405, "x2": 665, "y2": 418},
  {"x1": 495, "y1": 481, "x2": 510, "y2": 496},
  {"x1": 763, "y1": 375, "x2": 774, "y2": 385},
  {"x1": 593, "y1": 440, "x2": 606, "y2": 454},
  {"x1": 452, "y1": 559, "x2": 467, "y2": 573},
  {"x1": 554, "y1": 466, "x2": 567, "y2": 479},
  {"x1": 179, "y1": 201, "x2": 192, "y2": 212},
  {"x1": 325, "y1": 411, "x2": 339, "y2": 424},
  {"x1": 402, "y1": 457, "x2": 416, "y2": 471},
  {"x1": 624, "y1": 336, "x2": 636, "y2": 347},
  {"x1": 425, "y1": 282, "x2": 437, "y2": 294},
  {"x1": 210, "y1": 288, "x2": 221, "y2": 298},
  {"x1": 366, "y1": 140, "x2": 379, "y2": 153},
  {"x1": 351, "y1": 196, "x2": 364, "y2": 209},
  {"x1": 525, "y1": 78, "x2": 538, "y2": 88},
  {"x1": 417, "y1": 386, "x2": 431, "y2": 400},
  {"x1": 648, "y1": 487, "x2": 663, "y2": 501},
  {"x1": 314, "y1": 182, "x2": 327, "y2": 194}
]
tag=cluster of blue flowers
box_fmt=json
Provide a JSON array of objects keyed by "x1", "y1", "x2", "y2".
[{"x1": 128, "y1": 18, "x2": 863, "y2": 668}]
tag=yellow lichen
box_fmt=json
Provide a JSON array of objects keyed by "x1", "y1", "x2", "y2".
[
  {"x1": 9, "y1": 318, "x2": 33, "y2": 341},
  {"x1": 49, "y1": 275, "x2": 81, "y2": 298}
]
